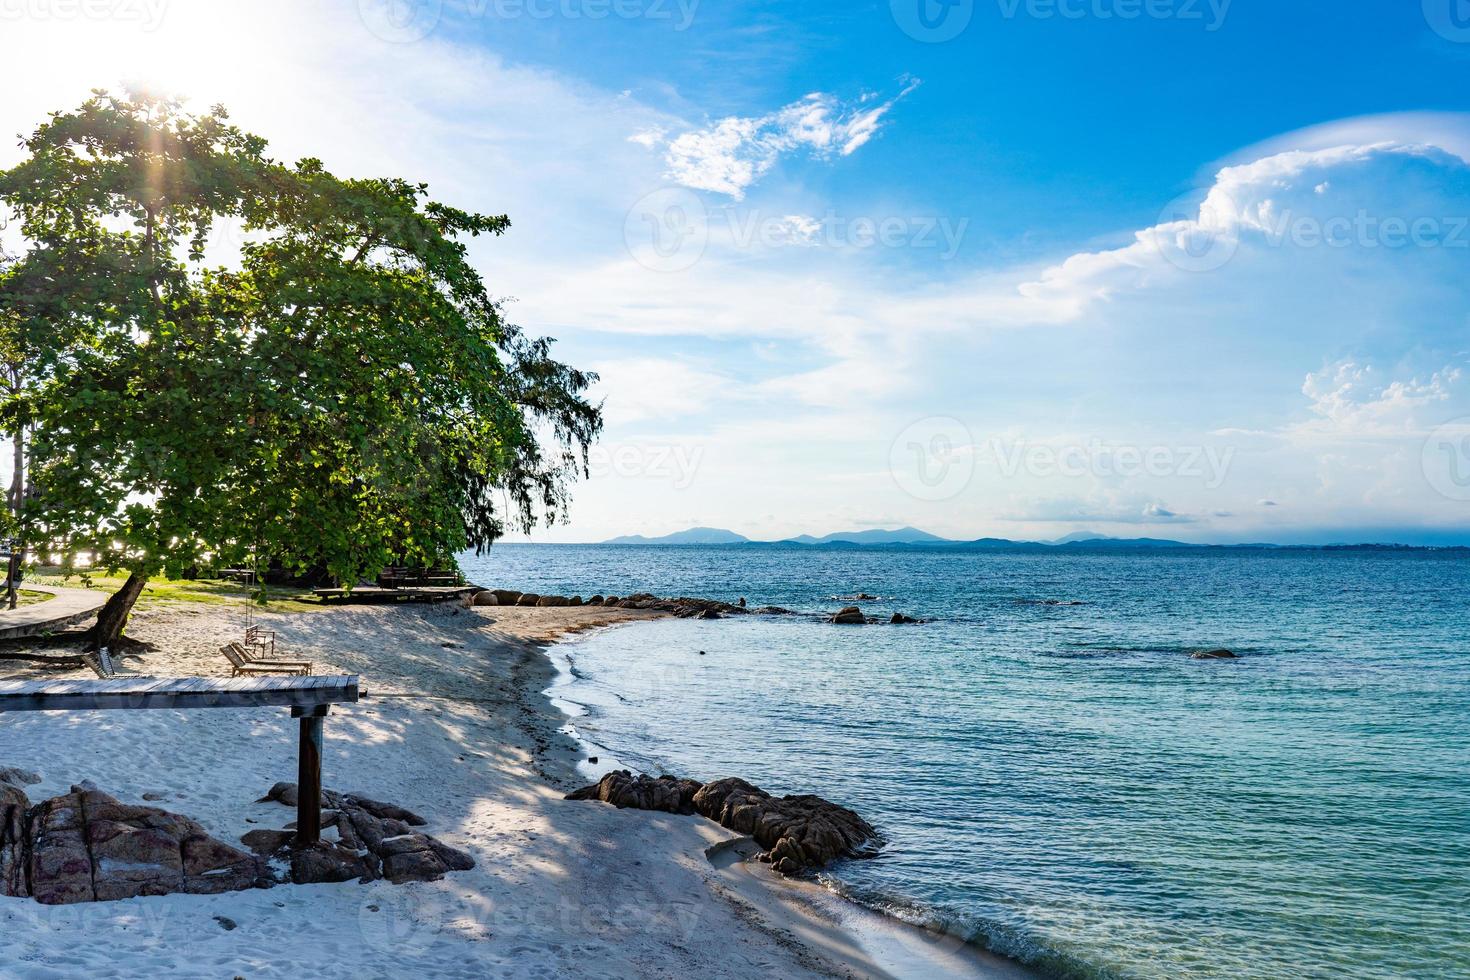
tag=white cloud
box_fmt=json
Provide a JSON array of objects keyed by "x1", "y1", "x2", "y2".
[
  {"x1": 645, "y1": 82, "x2": 919, "y2": 199},
  {"x1": 1297, "y1": 360, "x2": 1463, "y2": 438},
  {"x1": 590, "y1": 357, "x2": 734, "y2": 426}
]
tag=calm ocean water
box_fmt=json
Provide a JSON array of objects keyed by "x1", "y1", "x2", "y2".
[{"x1": 459, "y1": 544, "x2": 1470, "y2": 979}]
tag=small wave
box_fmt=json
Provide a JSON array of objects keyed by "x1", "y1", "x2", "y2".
[
  {"x1": 1015, "y1": 598, "x2": 1089, "y2": 606},
  {"x1": 814, "y1": 873, "x2": 1087, "y2": 978}
]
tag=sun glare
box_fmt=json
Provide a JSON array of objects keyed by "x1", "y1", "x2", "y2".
[{"x1": 42, "y1": 2, "x2": 291, "y2": 118}]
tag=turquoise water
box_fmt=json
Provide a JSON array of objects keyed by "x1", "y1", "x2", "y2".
[{"x1": 460, "y1": 544, "x2": 1470, "y2": 979}]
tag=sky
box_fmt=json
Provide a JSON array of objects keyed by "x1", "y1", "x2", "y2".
[{"x1": 2, "y1": 0, "x2": 1470, "y2": 544}]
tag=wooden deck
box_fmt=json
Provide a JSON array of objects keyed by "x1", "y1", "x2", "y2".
[
  {"x1": 0, "y1": 674, "x2": 360, "y2": 712},
  {"x1": 313, "y1": 584, "x2": 478, "y2": 604},
  {"x1": 0, "y1": 674, "x2": 361, "y2": 847},
  {"x1": 0, "y1": 584, "x2": 107, "y2": 640}
]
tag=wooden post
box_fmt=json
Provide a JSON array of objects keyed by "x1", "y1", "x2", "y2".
[{"x1": 292, "y1": 705, "x2": 329, "y2": 847}]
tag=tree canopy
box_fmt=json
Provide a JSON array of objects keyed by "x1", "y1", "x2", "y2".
[{"x1": 0, "y1": 91, "x2": 602, "y2": 644}]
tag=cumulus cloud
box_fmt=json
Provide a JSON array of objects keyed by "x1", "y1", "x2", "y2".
[
  {"x1": 642, "y1": 82, "x2": 920, "y2": 199},
  {"x1": 1011, "y1": 142, "x2": 1468, "y2": 316},
  {"x1": 1296, "y1": 360, "x2": 1463, "y2": 438}
]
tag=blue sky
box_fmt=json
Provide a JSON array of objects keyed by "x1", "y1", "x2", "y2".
[{"x1": 4, "y1": 0, "x2": 1470, "y2": 543}]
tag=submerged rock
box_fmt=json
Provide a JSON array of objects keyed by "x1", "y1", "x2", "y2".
[
  {"x1": 1191, "y1": 648, "x2": 1239, "y2": 660},
  {"x1": 0, "y1": 767, "x2": 41, "y2": 788},
  {"x1": 890, "y1": 613, "x2": 919, "y2": 624}
]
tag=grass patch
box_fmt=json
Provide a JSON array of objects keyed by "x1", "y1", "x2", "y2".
[
  {"x1": 24, "y1": 570, "x2": 325, "y2": 614},
  {"x1": 13, "y1": 589, "x2": 55, "y2": 608}
]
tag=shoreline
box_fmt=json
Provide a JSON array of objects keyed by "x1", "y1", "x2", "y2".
[
  {"x1": 0, "y1": 599, "x2": 1028, "y2": 977},
  {"x1": 4, "y1": 602, "x2": 812, "y2": 975},
  {"x1": 534, "y1": 614, "x2": 1043, "y2": 980}
]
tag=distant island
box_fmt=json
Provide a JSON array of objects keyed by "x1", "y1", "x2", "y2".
[{"x1": 598, "y1": 527, "x2": 1469, "y2": 551}]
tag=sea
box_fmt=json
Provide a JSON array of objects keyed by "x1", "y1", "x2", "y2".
[{"x1": 458, "y1": 543, "x2": 1470, "y2": 979}]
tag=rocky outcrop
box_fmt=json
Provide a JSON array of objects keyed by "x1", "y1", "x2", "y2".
[
  {"x1": 15, "y1": 786, "x2": 268, "y2": 905},
  {"x1": 692, "y1": 778, "x2": 881, "y2": 875},
  {"x1": 890, "y1": 613, "x2": 919, "y2": 624},
  {"x1": 485, "y1": 589, "x2": 751, "y2": 619},
  {"x1": 1, "y1": 780, "x2": 470, "y2": 905},
  {"x1": 1191, "y1": 648, "x2": 1239, "y2": 660},
  {"x1": 472, "y1": 591, "x2": 499, "y2": 607},
  {"x1": 258, "y1": 782, "x2": 428, "y2": 826},
  {"x1": 565, "y1": 771, "x2": 702, "y2": 815},
  {"x1": 830, "y1": 606, "x2": 868, "y2": 625},
  {"x1": 1, "y1": 782, "x2": 29, "y2": 897},
  {"x1": 566, "y1": 773, "x2": 881, "y2": 876},
  {"x1": 256, "y1": 783, "x2": 474, "y2": 886}
]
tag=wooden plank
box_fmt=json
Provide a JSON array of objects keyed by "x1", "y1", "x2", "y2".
[{"x1": 0, "y1": 675, "x2": 359, "y2": 713}]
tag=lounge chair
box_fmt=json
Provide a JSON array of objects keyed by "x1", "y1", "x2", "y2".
[
  {"x1": 220, "y1": 644, "x2": 311, "y2": 677},
  {"x1": 228, "y1": 641, "x2": 311, "y2": 670},
  {"x1": 83, "y1": 647, "x2": 119, "y2": 679}
]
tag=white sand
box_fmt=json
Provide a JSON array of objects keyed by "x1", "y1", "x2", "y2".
[{"x1": 0, "y1": 600, "x2": 1031, "y2": 978}]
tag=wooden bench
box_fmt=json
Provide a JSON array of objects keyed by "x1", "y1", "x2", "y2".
[{"x1": 0, "y1": 675, "x2": 361, "y2": 847}]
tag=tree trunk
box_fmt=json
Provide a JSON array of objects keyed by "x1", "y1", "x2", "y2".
[
  {"x1": 91, "y1": 571, "x2": 148, "y2": 651},
  {"x1": 7, "y1": 417, "x2": 23, "y2": 610}
]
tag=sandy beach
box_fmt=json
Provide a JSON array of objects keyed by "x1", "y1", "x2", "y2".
[{"x1": 0, "y1": 599, "x2": 1030, "y2": 979}]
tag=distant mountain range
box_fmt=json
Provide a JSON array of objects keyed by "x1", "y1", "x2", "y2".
[
  {"x1": 598, "y1": 527, "x2": 1468, "y2": 551},
  {"x1": 602, "y1": 527, "x2": 750, "y2": 545}
]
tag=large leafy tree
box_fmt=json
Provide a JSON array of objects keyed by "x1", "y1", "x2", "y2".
[{"x1": 0, "y1": 92, "x2": 601, "y2": 648}]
